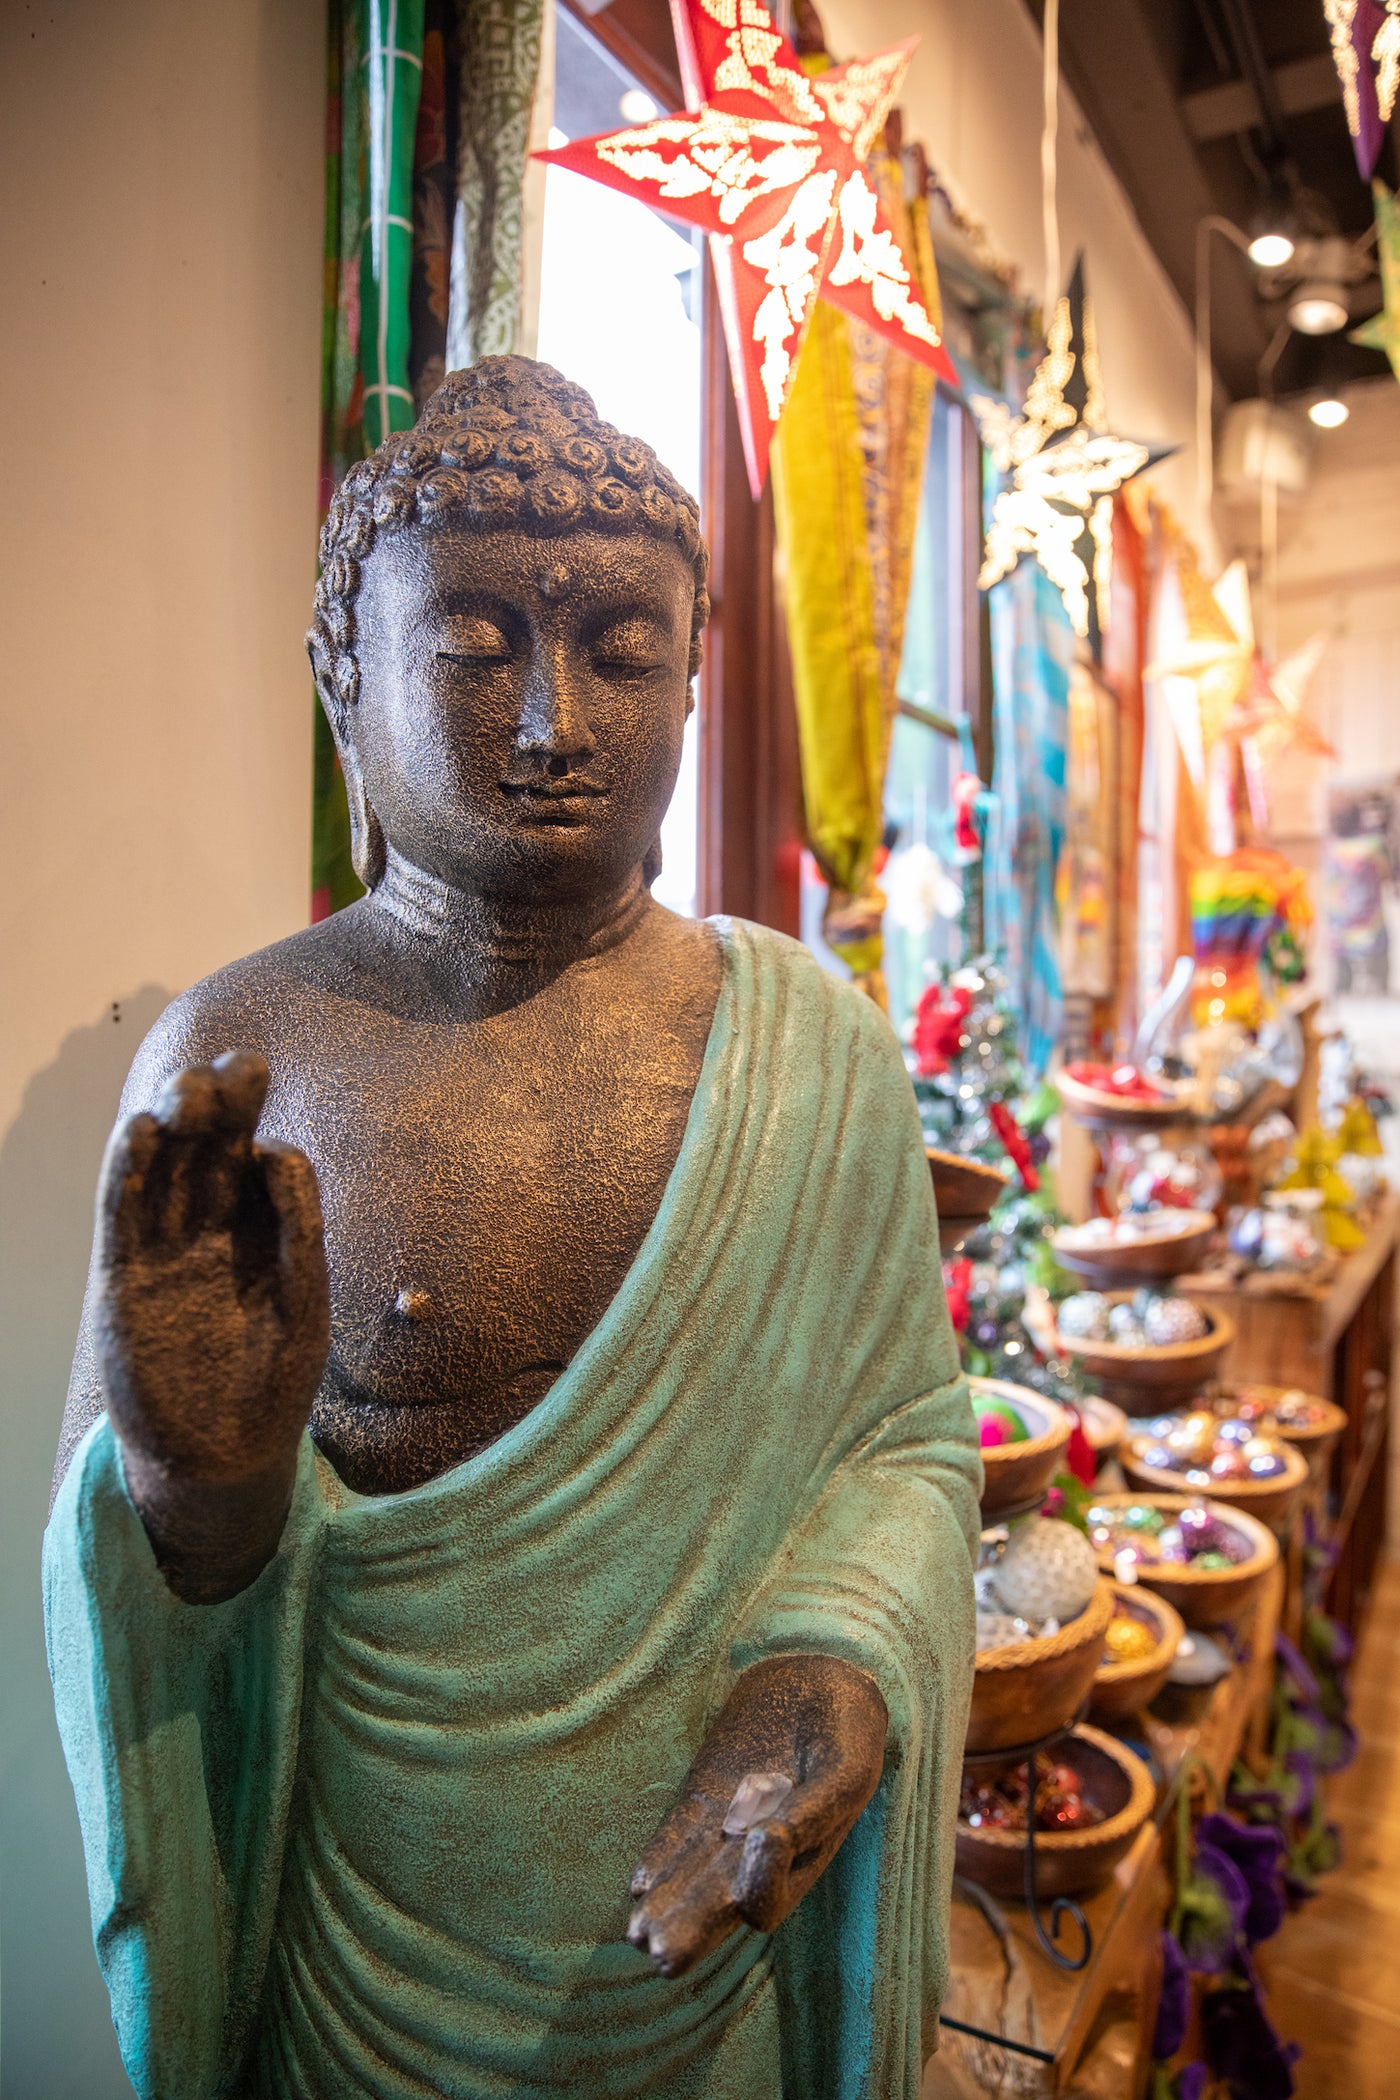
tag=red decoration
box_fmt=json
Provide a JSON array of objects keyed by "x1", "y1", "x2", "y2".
[
  {"x1": 536, "y1": 0, "x2": 956, "y2": 494},
  {"x1": 1063, "y1": 1059, "x2": 1167, "y2": 1104},
  {"x1": 913, "y1": 982, "x2": 971, "y2": 1077},
  {"x1": 989, "y1": 1100, "x2": 1040, "y2": 1194},
  {"x1": 943, "y1": 1256, "x2": 973, "y2": 1333},
  {"x1": 1064, "y1": 1409, "x2": 1097, "y2": 1487},
  {"x1": 952, "y1": 771, "x2": 984, "y2": 856}
]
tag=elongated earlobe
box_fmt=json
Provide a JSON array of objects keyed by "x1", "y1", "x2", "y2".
[{"x1": 334, "y1": 730, "x2": 387, "y2": 890}]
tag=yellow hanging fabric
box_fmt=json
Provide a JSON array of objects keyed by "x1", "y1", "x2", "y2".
[{"x1": 771, "y1": 142, "x2": 939, "y2": 1005}]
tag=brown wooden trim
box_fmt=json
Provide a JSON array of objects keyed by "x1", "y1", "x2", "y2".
[
  {"x1": 697, "y1": 266, "x2": 802, "y2": 931},
  {"x1": 558, "y1": 0, "x2": 683, "y2": 110}
]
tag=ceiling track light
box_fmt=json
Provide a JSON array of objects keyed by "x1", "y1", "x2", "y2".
[
  {"x1": 1288, "y1": 284, "x2": 1351, "y2": 334},
  {"x1": 1308, "y1": 396, "x2": 1349, "y2": 427}
]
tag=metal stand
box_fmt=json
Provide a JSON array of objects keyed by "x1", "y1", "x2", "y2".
[{"x1": 962, "y1": 1718, "x2": 1094, "y2": 1972}]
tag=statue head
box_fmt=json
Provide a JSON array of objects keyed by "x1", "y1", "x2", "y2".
[{"x1": 307, "y1": 357, "x2": 710, "y2": 897}]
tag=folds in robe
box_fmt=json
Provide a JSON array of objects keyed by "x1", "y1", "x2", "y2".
[{"x1": 45, "y1": 917, "x2": 980, "y2": 2100}]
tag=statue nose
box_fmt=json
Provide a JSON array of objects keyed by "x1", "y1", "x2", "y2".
[{"x1": 515, "y1": 648, "x2": 596, "y2": 768}]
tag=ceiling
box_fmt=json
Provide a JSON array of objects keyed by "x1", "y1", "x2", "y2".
[{"x1": 1024, "y1": 0, "x2": 1394, "y2": 401}]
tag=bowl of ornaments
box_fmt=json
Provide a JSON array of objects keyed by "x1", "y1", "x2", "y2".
[
  {"x1": 928, "y1": 1149, "x2": 1010, "y2": 1256},
  {"x1": 1049, "y1": 1288, "x2": 1235, "y2": 1414},
  {"x1": 968, "y1": 1513, "x2": 1114, "y2": 1754},
  {"x1": 1052, "y1": 1208, "x2": 1218, "y2": 1289},
  {"x1": 1121, "y1": 1408, "x2": 1308, "y2": 1528},
  {"x1": 957, "y1": 1725, "x2": 1157, "y2": 1898},
  {"x1": 1222, "y1": 1384, "x2": 1347, "y2": 1487},
  {"x1": 1057, "y1": 1060, "x2": 1188, "y2": 1134},
  {"x1": 971, "y1": 1379, "x2": 1072, "y2": 1521},
  {"x1": 1089, "y1": 1582, "x2": 1184, "y2": 1722},
  {"x1": 1086, "y1": 1492, "x2": 1278, "y2": 1629}
]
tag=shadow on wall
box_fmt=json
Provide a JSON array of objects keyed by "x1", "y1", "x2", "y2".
[{"x1": 0, "y1": 986, "x2": 172, "y2": 2098}]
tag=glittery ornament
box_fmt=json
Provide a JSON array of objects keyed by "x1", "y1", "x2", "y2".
[
  {"x1": 1143, "y1": 1295, "x2": 1209, "y2": 1346},
  {"x1": 1104, "y1": 1612, "x2": 1159, "y2": 1664},
  {"x1": 1058, "y1": 1291, "x2": 1111, "y2": 1340},
  {"x1": 992, "y1": 1516, "x2": 1099, "y2": 1623}
]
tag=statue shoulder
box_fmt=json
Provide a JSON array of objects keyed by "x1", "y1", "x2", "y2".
[
  {"x1": 116, "y1": 921, "x2": 343, "y2": 1114},
  {"x1": 718, "y1": 917, "x2": 911, "y2": 1066}
]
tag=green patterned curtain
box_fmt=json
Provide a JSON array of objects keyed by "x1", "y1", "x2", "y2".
[{"x1": 312, "y1": 0, "x2": 543, "y2": 919}]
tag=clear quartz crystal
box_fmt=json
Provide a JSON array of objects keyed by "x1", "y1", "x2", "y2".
[{"x1": 722, "y1": 1770, "x2": 795, "y2": 1837}]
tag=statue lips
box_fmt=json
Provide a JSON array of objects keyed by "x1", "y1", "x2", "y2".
[{"x1": 498, "y1": 767, "x2": 612, "y2": 824}]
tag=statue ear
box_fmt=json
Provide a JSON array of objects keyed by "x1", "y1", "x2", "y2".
[{"x1": 331, "y1": 721, "x2": 387, "y2": 890}]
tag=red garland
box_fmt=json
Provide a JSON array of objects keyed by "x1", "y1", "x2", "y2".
[
  {"x1": 943, "y1": 1256, "x2": 973, "y2": 1333},
  {"x1": 989, "y1": 1099, "x2": 1040, "y2": 1193}
]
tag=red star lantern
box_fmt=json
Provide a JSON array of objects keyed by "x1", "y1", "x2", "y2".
[{"x1": 536, "y1": 0, "x2": 956, "y2": 494}]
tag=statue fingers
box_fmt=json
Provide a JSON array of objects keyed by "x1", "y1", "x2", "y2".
[
  {"x1": 729, "y1": 1817, "x2": 800, "y2": 1932},
  {"x1": 629, "y1": 1786, "x2": 719, "y2": 1898},
  {"x1": 259, "y1": 1143, "x2": 331, "y2": 1353},
  {"x1": 627, "y1": 1843, "x2": 740, "y2": 1978},
  {"x1": 146, "y1": 1062, "x2": 260, "y2": 1241},
  {"x1": 96, "y1": 1112, "x2": 161, "y2": 1268}
]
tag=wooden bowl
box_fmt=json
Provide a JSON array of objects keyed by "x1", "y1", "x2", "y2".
[
  {"x1": 1052, "y1": 1210, "x2": 1217, "y2": 1288},
  {"x1": 1048, "y1": 1294, "x2": 1235, "y2": 1414},
  {"x1": 967, "y1": 1578, "x2": 1114, "y2": 1754},
  {"x1": 1078, "y1": 1395, "x2": 1128, "y2": 1464},
  {"x1": 1057, "y1": 1069, "x2": 1190, "y2": 1134},
  {"x1": 1086, "y1": 1492, "x2": 1278, "y2": 1629},
  {"x1": 1120, "y1": 1429, "x2": 1309, "y2": 1529},
  {"x1": 929, "y1": 1149, "x2": 1009, "y2": 1256},
  {"x1": 972, "y1": 1379, "x2": 1071, "y2": 1521},
  {"x1": 1090, "y1": 1583, "x2": 1184, "y2": 1721},
  {"x1": 1222, "y1": 1385, "x2": 1347, "y2": 1485},
  {"x1": 956, "y1": 1724, "x2": 1156, "y2": 1898}
]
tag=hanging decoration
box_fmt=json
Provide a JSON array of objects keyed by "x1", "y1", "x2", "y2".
[
  {"x1": 1147, "y1": 558, "x2": 1330, "y2": 854},
  {"x1": 313, "y1": 0, "x2": 547, "y2": 918},
  {"x1": 767, "y1": 20, "x2": 951, "y2": 1005},
  {"x1": 1351, "y1": 180, "x2": 1400, "y2": 380},
  {"x1": 1325, "y1": 1, "x2": 1390, "y2": 179},
  {"x1": 972, "y1": 258, "x2": 1173, "y2": 653},
  {"x1": 536, "y1": 0, "x2": 956, "y2": 494}
]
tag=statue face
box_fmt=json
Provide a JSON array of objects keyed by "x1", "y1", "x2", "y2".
[{"x1": 349, "y1": 525, "x2": 695, "y2": 897}]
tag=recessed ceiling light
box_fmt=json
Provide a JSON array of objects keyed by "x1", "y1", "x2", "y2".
[
  {"x1": 1308, "y1": 397, "x2": 1350, "y2": 428},
  {"x1": 1248, "y1": 231, "x2": 1295, "y2": 269},
  {"x1": 1288, "y1": 284, "x2": 1350, "y2": 335}
]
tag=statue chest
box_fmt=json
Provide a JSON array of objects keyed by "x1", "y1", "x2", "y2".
[{"x1": 267, "y1": 1001, "x2": 709, "y2": 1490}]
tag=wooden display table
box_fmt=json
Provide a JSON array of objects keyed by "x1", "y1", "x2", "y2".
[
  {"x1": 1180, "y1": 1192, "x2": 1399, "y2": 1629},
  {"x1": 930, "y1": 1564, "x2": 1283, "y2": 2098}
]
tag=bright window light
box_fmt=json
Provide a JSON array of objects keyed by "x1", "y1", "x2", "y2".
[{"x1": 537, "y1": 13, "x2": 705, "y2": 918}]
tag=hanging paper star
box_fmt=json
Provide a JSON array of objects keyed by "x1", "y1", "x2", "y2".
[
  {"x1": 1147, "y1": 558, "x2": 1331, "y2": 850},
  {"x1": 1352, "y1": 180, "x2": 1400, "y2": 380},
  {"x1": 971, "y1": 258, "x2": 1173, "y2": 649},
  {"x1": 535, "y1": 0, "x2": 956, "y2": 494},
  {"x1": 1324, "y1": 1, "x2": 1389, "y2": 180}
]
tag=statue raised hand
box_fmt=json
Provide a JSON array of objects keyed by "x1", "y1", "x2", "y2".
[{"x1": 96, "y1": 1049, "x2": 328, "y2": 1602}]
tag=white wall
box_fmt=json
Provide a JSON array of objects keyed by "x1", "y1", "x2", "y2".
[
  {"x1": 0, "y1": 1, "x2": 325, "y2": 2088},
  {"x1": 822, "y1": 0, "x2": 1212, "y2": 554}
]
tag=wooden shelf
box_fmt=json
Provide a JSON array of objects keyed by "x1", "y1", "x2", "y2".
[{"x1": 934, "y1": 1565, "x2": 1283, "y2": 2096}]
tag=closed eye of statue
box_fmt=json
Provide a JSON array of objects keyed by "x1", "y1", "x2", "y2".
[
  {"x1": 437, "y1": 616, "x2": 515, "y2": 666},
  {"x1": 590, "y1": 618, "x2": 668, "y2": 674}
]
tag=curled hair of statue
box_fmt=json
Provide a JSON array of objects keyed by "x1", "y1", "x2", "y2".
[{"x1": 307, "y1": 357, "x2": 711, "y2": 745}]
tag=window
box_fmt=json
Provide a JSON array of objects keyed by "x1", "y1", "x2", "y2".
[{"x1": 536, "y1": 7, "x2": 704, "y2": 915}]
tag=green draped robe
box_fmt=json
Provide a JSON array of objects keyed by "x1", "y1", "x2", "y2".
[{"x1": 44, "y1": 918, "x2": 980, "y2": 2100}]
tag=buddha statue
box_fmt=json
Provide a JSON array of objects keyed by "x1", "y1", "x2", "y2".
[{"x1": 46, "y1": 357, "x2": 978, "y2": 2100}]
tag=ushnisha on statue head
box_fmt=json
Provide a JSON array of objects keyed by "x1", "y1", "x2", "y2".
[{"x1": 306, "y1": 358, "x2": 710, "y2": 900}]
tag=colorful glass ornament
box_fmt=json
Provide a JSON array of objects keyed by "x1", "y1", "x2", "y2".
[
  {"x1": 537, "y1": 0, "x2": 956, "y2": 494},
  {"x1": 1325, "y1": 1, "x2": 1390, "y2": 179}
]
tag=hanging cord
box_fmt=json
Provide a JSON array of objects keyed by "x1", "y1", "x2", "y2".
[{"x1": 1041, "y1": 0, "x2": 1061, "y2": 319}]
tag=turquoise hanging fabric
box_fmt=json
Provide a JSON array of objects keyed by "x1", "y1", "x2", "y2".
[{"x1": 987, "y1": 557, "x2": 1074, "y2": 1074}]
